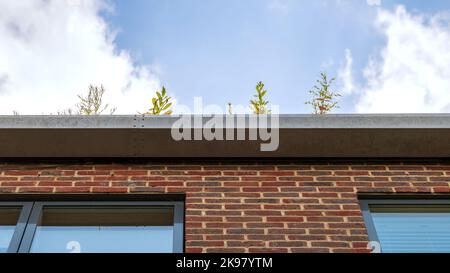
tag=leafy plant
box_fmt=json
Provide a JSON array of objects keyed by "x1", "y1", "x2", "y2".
[
  {"x1": 306, "y1": 72, "x2": 341, "y2": 115},
  {"x1": 250, "y1": 81, "x2": 271, "y2": 114},
  {"x1": 76, "y1": 85, "x2": 116, "y2": 115},
  {"x1": 146, "y1": 86, "x2": 173, "y2": 115}
]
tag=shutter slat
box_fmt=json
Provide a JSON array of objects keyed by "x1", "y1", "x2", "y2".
[{"x1": 372, "y1": 213, "x2": 450, "y2": 253}]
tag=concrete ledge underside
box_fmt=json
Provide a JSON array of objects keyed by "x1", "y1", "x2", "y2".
[{"x1": 0, "y1": 115, "x2": 449, "y2": 158}]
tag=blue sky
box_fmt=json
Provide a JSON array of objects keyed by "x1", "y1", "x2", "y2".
[
  {"x1": 100, "y1": 0, "x2": 450, "y2": 113},
  {"x1": 1, "y1": 0, "x2": 450, "y2": 114}
]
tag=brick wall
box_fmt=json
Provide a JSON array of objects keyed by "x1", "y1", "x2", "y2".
[{"x1": 1, "y1": 160, "x2": 450, "y2": 253}]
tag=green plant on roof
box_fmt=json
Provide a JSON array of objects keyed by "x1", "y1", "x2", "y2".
[
  {"x1": 250, "y1": 81, "x2": 271, "y2": 114},
  {"x1": 146, "y1": 86, "x2": 173, "y2": 115},
  {"x1": 76, "y1": 85, "x2": 116, "y2": 115},
  {"x1": 305, "y1": 72, "x2": 341, "y2": 115}
]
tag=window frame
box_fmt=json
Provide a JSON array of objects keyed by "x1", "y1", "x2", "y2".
[
  {"x1": 0, "y1": 201, "x2": 183, "y2": 253},
  {"x1": 360, "y1": 199, "x2": 450, "y2": 253},
  {"x1": 0, "y1": 202, "x2": 33, "y2": 253}
]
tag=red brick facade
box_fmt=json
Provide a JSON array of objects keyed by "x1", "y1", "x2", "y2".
[{"x1": 1, "y1": 160, "x2": 450, "y2": 253}]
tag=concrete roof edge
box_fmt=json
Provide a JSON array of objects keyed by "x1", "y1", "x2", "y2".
[
  {"x1": 0, "y1": 114, "x2": 450, "y2": 129},
  {"x1": 1, "y1": 115, "x2": 449, "y2": 158}
]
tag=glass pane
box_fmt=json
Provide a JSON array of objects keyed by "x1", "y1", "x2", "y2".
[
  {"x1": 30, "y1": 207, "x2": 174, "y2": 253},
  {"x1": 0, "y1": 208, "x2": 21, "y2": 253},
  {"x1": 372, "y1": 208, "x2": 450, "y2": 253}
]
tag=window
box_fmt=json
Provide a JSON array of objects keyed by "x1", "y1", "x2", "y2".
[
  {"x1": 0, "y1": 201, "x2": 184, "y2": 253},
  {"x1": 361, "y1": 199, "x2": 450, "y2": 253},
  {"x1": 0, "y1": 203, "x2": 32, "y2": 253}
]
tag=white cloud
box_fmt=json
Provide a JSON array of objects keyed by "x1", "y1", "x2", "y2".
[
  {"x1": 0, "y1": 0, "x2": 161, "y2": 114},
  {"x1": 355, "y1": 6, "x2": 450, "y2": 113},
  {"x1": 338, "y1": 48, "x2": 355, "y2": 94}
]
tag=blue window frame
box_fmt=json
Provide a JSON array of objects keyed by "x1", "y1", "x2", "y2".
[
  {"x1": 0, "y1": 201, "x2": 184, "y2": 253},
  {"x1": 361, "y1": 199, "x2": 450, "y2": 253}
]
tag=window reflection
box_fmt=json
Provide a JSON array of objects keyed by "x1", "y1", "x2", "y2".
[
  {"x1": 0, "y1": 208, "x2": 21, "y2": 253},
  {"x1": 30, "y1": 207, "x2": 175, "y2": 253}
]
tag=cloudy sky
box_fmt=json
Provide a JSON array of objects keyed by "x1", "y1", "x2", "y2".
[{"x1": 1, "y1": 0, "x2": 450, "y2": 114}]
